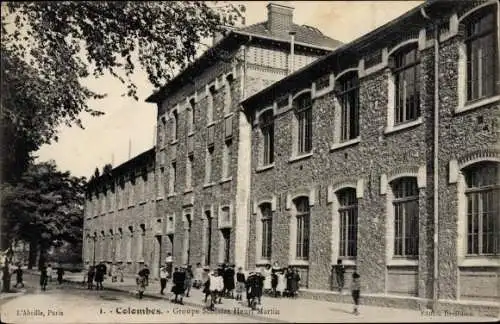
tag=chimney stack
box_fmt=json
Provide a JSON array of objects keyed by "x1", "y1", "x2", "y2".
[{"x1": 267, "y1": 1, "x2": 294, "y2": 34}]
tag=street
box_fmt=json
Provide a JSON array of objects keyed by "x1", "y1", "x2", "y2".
[{"x1": 0, "y1": 273, "x2": 265, "y2": 323}]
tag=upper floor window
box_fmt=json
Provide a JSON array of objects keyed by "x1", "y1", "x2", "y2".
[
  {"x1": 205, "y1": 145, "x2": 214, "y2": 184},
  {"x1": 222, "y1": 138, "x2": 232, "y2": 179},
  {"x1": 465, "y1": 10, "x2": 498, "y2": 101},
  {"x1": 171, "y1": 110, "x2": 178, "y2": 141},
  {"x1": 260, "y1": 110, "x2": 274, "y2": 166},
  {"x1": 169, "y1": 161, "x2": 176, "y2": 194},
  {"x1": 337, "y1": 72, "x2": 360, "y2": 142},
  {"x1": 392, "y1": 46, "x2": 421, "y2": 125},
  {"x1": 186, "y1": 154, "x2": 193, "y2": 190},
  {"x1": 392, "y1": 177, "x2": 419, "y2": 257},
  {"x1": 187, "y1": 101, "x2": 195, "y2": 135},
  {"x1": 207, "y1": 86, "x2": 215, "y2": 125},
  {"x1": 224, "y1": 76, "x2": 233, "y2": 115},
  {"x1": 464, "y1": 162, "x2": 499, "y2": 255},
  {"x1": 294, "y1": 93, "x2": 313, "y2": 155}
]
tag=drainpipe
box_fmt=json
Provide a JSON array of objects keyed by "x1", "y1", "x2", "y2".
[
  {"x1": 421, "y1": 6, "x2": 440, "y2": 313},
  {"x1": 289, "y1": 31, "x2": 296, "y2": 74}
]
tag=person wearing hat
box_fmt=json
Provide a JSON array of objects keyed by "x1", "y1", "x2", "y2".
[
  {"x1": 184, "y1": 264, "x2": 193, "y2": 297},
  {"x1": 235, "y1": 266, "x2": 246, "y2": 301},
  {"x1": 171, "y1": 266, "x2": 185, "y2": 304}
]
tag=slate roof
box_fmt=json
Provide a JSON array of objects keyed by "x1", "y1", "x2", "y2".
[{"x1": 237, "y1": 21, "x2": 343, "y2": 50}]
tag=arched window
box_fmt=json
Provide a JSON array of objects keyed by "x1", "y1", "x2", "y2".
[
  {"x1": 294, "y1": 197, "x2": 310, "y2": 260},
  {"x1": 463, "y1": 162, "x2": 499, "y2": 255},
  {"x1": 391, "y1": 177, "x2": 419, "y2": 257},
  {"x1": 390, "y1": 45, "x2": 421, "y2": 125},
  {"x1": 260, "y1": 110, "x2": 274, "y2": 166},
  {"x1": 294, "y1": 93, "x2": 312, "y2": 155},
  {"x1": 336, "y1": 72, "x2": 359, "y2": 142},
  {"x1": 260, "y1": 203, "x2": 273, "y2": 259},
  {"x1": 337, "y1": 188, "x2": 358, "y2": 258},
  {"x1": 207, "y1": 86, "x2": 215, "y2": 125},
  {"x1": 463, "y1": 8, "x2": 498, "y2": 101}
]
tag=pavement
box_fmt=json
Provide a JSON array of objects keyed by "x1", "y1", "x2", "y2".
[{"x1": 23, "y1": 271, "x2": 495, "y2": 323}]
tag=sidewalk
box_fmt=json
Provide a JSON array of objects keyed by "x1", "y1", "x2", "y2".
[{"x1": 54, "y1": 272, "x2": 495, "y2": 323}]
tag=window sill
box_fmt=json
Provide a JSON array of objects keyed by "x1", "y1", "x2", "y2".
[
  {"x1": 203, "y1": 182, "x2": 217, "y2": 189},
  {"x1": 224, "y1": 112, "x2": 234, "y2": 119},
  {"x1": 220, "y1": 177, "x2": 232, "y2": 184},
  {"x1": 455, "y1": 95, "x2": 500, "y2": 114},
  {"x1": 330, "y1": 137, "x2": 360, "y2": 152},
  {"x1": 387, "y1": 258, "x2": 418, "y2": 267},
  {"x1": 170, "y1": 140, "x2": 178, "y2": 145},
  {"x1": 289, "y1": 260, "x2": 310, "y2": 267},
  {"x1": 118, "y1": 207, "x2": 124, "y2": 211},
  {"x1": 333, "y1": 259, "x2": 357, "y2": 267},
  {"x1": 156, "y1": 197, "x2": 164, "y2": 201},
  {"x1": 139, "y1": 201, "x2": 147, "y2": 205},
  {"x1": 167, "y1": 193, "x2": 177, "y2": 198},
  {"x1": 256, "y1": 163, "x2": 275, "y2": 173},
  {"x1": 384, "y1": 117, "x2": 423, "y2": 135},
  {"x1": 187, "y1": 131, "x2": 195, "y2": 137},
  {"x1": 206, "y1": 121, "x2": 216, "y2": 128},
  {"x1": 288, "y1": 152, "x2": 313, "y2": 163},
  {"x1": 458, "y1": 257, "x2": 500, "y2": 268},
  {"x1": 184, "y1": 188, "x2": 193, "y2": 194}
]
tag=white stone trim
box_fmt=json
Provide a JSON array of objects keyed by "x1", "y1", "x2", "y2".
[
  {"x1": 288, "y1": 192, "x2": 313, "y2": 264},
  {"x1": 417, "y1": 165, "x2": 427, "y2": 189},
  {"x1": 255, "y1": 199, "x2": 275, "y2": 264},
  {"x1": 387, "y1": 39, "x2": 419, "y2": 57},
  {"x1": 380, "y1": 174, "x2": 388, "y2": 195},
  {"x1": 311, "y1": 73, "x2": 334, "y2": 99},
  {"x1": 458, "y1": 1, "x2": 498, "y2": 23},
  {"x1": 356, "y1": 179, "x2": 364, "y2": 199},
  {"x1": 218, "y1": 203, "x2": 233, "y2": 229}
]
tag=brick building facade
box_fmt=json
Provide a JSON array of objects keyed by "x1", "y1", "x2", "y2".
[
  {"x1": 83, "y1": 0, "x2": 499, "y2": 313},
  {"x1": 241, "y1": 0, "x2": 498, "y2": 311},
  {"x1": 145, "y1": 2, "x2": 341, "y2": 272}
]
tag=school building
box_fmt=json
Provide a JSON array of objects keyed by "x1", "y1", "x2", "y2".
[{"x1": 83, "y1": 0, "x2": 499, "y2": 314}]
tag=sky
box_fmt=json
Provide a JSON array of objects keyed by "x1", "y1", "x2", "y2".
[{"x1": 35, "y1": 1, "x2": 423, "y2": 178}]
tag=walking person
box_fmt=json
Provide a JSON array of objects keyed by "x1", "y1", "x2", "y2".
[
  {"x1": 40, "y1": 265, "x2": 48, "y2": 291},
  {"x1": 56, "y1": 267, "x2": 64, "y2": 284},
  {"x1": 13, "y1": 264, "x2": 24, "y2": 288},
  {"x1": 165, "y1": 253, "x2": 173, "y2": 279},
  {"x1": 46, "y1": 264, "x2": 53, "y2": 283},
  {"x1": 136, "y1": 264, "x2": 149, "y2": 299},
  {"x1": 235, "y1": 266, "x2": 246, "y2": 301},
  {"x1": 184, "y1": 265, "x2": 193, "y2": 298},
  {"x1": 159, "y1": 265, "x2": 168, "y2": 295},
  {"x1": 335, "y1": 259, "x2": 345, "y2": 293},
  {"x1": 193, "y1": 262, "x2": 203, "y2": 289},
  {"x1": 95, "y1": 262, "x2": 107, "y2": 290},
  {"x1": 351, "y1": 270, "x2": 361, "y2": 315},
  {"x1": 224, "y1": 264, "x2": 235, "y2": 298},
  {"x1": 171, "y1": 267, "x2": 185, "y2": 304},
  {"x1": 87, "y1": 265, "x2": 95, "y2": 290}
]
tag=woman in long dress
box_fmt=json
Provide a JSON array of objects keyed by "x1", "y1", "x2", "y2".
[
  {"x1": 276, "y1": 270, "x2": 286, "y2": 297},
  {"x1": 262, "y1": 264, "x2": 272, "y2": 293}
]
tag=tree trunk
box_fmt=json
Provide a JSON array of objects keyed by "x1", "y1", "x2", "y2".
[
  {"x1": 28, "y1": 240, "x2": 38, "y2": 269},
  {"x1": 1, "y1": 248, "x2": 13, "y2": 292},
  {"x1": 38, "y1": 244, "x2": 47, "y2": 270}
]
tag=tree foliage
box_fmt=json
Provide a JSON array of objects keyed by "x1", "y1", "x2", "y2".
[
  {"x1": 1, "y1": 1, "x2": 245, "y2": 182},
  {"x1": 1, "y1": 160, "x2": 86, "y2": 250}
]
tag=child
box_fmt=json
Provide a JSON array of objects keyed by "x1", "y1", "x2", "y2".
[
  {"x1": 193, "y1": 263, "x2": 203, "y2": 289},
  {"x1": 215, "y1": 268, "x2": 224, "y2": 304},
  {"x1": 276, "y1": 270, "x2": 286, "y2": 298},
  {"x1": 351, "y1": 271, "x2": 361, "y2": 315},
  {"x1": 47, "y1": 264, "x2": 53, "y2": 283},
  {"x1": 335, "y1": 259, "x2": 345, "y2": 293},
  {"x1": 235, "y1": 267, "x2": 246, "y2": 301}
]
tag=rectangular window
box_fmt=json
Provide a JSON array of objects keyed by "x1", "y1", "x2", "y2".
[
  {"x1": 295, "y1": 198, "x2": 310, "y2": 260},
  {"x1": 158, "y1": 168, "x2": 165, "y2": 197},
  {"x1": 172, "y1": 111, "x2": 178, "y2": 141},
  {"x1": 129, "y1": 180, "x2": 135, "y2": 206},
  {"x1": 169, "y1": 162, "x2": 176, "y2": 194},
  {"x1": 260, "y1": 203, "x2": 273, "y2": 259},
  {"x1": 392, "y1": 178, "x2": 419, "y2": 257},
  {"x1": 205, "y1": 145, "x2": 214, "y2": 184},
  {"x1": 207, "y1": 87, "x2": 215, "y2": 125},
  {"x1": 338, "y1": 73, "x2": 360, "y2": 141},
  {"x1": 224, "y1": 79, "x2": 232, "y2": 115},
  {"x1": 260, "y1": 111, "x2": 274, "y2": 165},
  {"x1": 338, "y1": 189, "x2": 358, "y2": 258},
  {"x1": 295, "y1": 94, "x2": 313, "y2": 155},
  {"x1": 393, "y1": 47, "x2": 421, "y2": 124},
  {"x1": 466, "y1": 11, "x2": 498, "y2": 101},
  {"x1": 186, "y1": 154, "x2": 193, "y2": 190},
  {"x1": 222, "y1": 139, "x2": 232, "y2": 179}
]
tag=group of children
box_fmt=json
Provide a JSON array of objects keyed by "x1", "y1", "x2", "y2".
[{"x1": 262, "y1": 264, "x2": 301, "y2": 298}]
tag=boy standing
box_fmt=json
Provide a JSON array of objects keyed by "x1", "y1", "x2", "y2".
[
  {"x1": 351, "y1": 271, "x2": 361, "y2": 315},
  {"x1": 335, "y1": 259, "x2": 345, "y2": 293},
  {"x1": 159, "y1": 265, "x2": 168, "y2": 295}
]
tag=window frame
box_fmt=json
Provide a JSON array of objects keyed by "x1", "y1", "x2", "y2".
[
  {"x1": 337, "y1": 188, "x2": 358, "y2": 259},
  {"x1": 294, "y1": 93, "x2": 313, "y2": 155},
  {"x1": 391, "y1": 177, "x2": 419, "y2": 258},
  {"x1": 260, "y1": 203, "x2": 273, "y2": 260},
  {"x1": 260, "y1": 110, "x2": 275, "y2": 166},
  {"x1": 294, "y1": 197, "x2": 310, "y2": 260},
  {"x1": 391, "y1": 46, "x2": 421, "y2": 125},
  {"x1": 336, "y1": 72, "x2": 360, "y2": 142}
]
